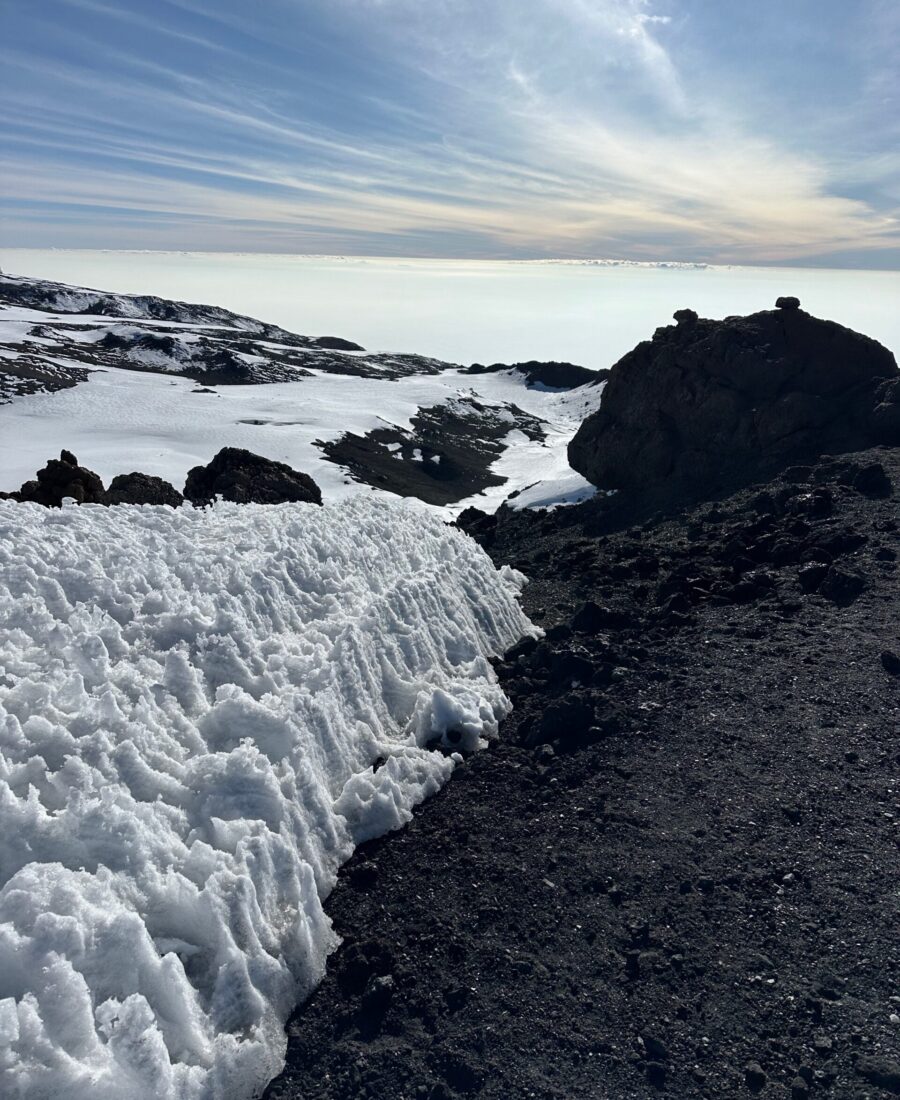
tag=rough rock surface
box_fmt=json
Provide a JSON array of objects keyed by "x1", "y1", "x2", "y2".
[
  {"x1": 266, "y1": 446, "x2": 900, "y2": 1100},
  {"x1": 105, "y1": 471, "x2": 184, "y2": 506},
  {"x1": 568, "y1": 301, "x2": 898, "y2": 506},
  {"x1": 183, "y1": 447, "x2": 323, "y2": 506}
]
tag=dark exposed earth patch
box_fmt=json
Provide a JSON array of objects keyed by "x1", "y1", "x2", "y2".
[
  {"x1": 0, "y1": 352, "x2": 92, "y2": 404},
  {"x1": 319, "y1": 397, "x2": 547, "y2": 507},
  {"x1": 464, "y1": 360, "x2": 606, "y2": 390},
  {"x1": 265, "y1": 445, "x2": 900, "y2": 1100}
]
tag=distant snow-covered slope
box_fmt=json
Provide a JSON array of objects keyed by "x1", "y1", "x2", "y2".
[
  {"x1": 0, "y1": 273, "x2": 604, "y2": 513},
  {"x1": 0, "y1": 272, "x2": 449, "y2": 394}
]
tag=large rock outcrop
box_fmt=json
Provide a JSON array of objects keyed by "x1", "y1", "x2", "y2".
[
  {"x1": 568, "y1": 299, "x2": 898, "y2": 503},
  {"x1": 183, "y1": 447, "x2": 323, "y2": 506}
]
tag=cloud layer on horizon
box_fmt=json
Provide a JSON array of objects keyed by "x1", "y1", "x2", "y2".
[{"x1": 1, "y1": 0, "x2": 898, "y2": 266}]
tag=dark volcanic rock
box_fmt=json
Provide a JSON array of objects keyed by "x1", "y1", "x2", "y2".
[
  {"x1": 568, "y1": 302, "x2": 898, "y2": 506},
  {"x1": 320, "y1": 397, "x2": 545, "y2": 507},
  {"x1": 106, "y1": 472, "x2": 184, "y2": 507},
  {"x1": 465, "y1": 359, "x2": 604, "y2": 389},
  {"x1": 265, "y1": 445, "x2": 900, "y2": 1100},
  {"x1": 311, "y1": 335, "x2": 365, "y2": 352},
  {"x1": 879, "y1": 650, "x2": 900, "y2": 676},
  {"x1": 853, "y1": 461, "x2": 893, "y2": 498},
  {"x1": 14, "y1": 450, "x2": 106, "y2": 506},
  {"x1": 183, "y1": 447, "x2": 323, "y2": 506},
  {"x1": 857, "y1": 1056, "x2": 900, "y2": 1093},
  {"x1": 873, "y1": 377, "x2": 900, "y2": 443}
]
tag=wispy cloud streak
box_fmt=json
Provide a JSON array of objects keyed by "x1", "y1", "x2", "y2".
[{"x1": 1, "y1": 0, "x2": 897, "y2": 264}]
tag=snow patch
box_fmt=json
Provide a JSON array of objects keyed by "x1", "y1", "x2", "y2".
[{"x1": 0, "y1": 497, "x2": 535, "y2": 1100}]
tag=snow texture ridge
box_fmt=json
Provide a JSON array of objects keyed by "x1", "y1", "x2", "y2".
[{"x1": 0, "y1": 497, "x2": 536, "y2": 1100}]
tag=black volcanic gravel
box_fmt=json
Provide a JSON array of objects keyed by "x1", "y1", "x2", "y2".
[{"x1": 265, "y1": 446, "x2": 900, "y2": 1100}]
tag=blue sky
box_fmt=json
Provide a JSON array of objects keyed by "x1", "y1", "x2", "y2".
[{"x1": 1, "y1": 0, "x2": 898, "y2": 266}]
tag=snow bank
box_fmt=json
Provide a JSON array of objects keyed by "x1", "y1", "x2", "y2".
[{"x1": 0, "y1": 497, "x2": 535, "y2": 1100}]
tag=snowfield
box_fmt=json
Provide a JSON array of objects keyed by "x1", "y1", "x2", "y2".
[
  {"x1": 0, "y1": 272, "x2": 604, "y2": 515},
  {"x1": 0, "y1": 497, "x2": 536, "y2": 1100}
]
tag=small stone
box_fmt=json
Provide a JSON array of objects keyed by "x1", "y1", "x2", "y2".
[
  {"x1": 819, "y1": 565, "x2": 866, "y2": 606},
  {"x1": 645, "y1": 1061, "x2": 667, "y2": 1086},
  {"x1": 744, "y1": 1061, "x2": 767, "y2": 1090},
  {"x1": 360, "y1": 973, "x2": 395, "y2": 1016},
  {"x1": 813, "y1": 1035, "x2": 833, "y2": 1055},
  {"x1": 797, "y1": 562, "x2": 828, "y2": 593},
  {"x1": 642, "y1": 1035, "x2": 669, "y2": 1061},
  {"x1": 776, "y1": 295, "x2": 801, "y2": 310},
  {"x1": 881, "y1": 650, "x2": 900, "y2": 676},
  {"x1": 791, "y1": 1075, "x2": 810, "y2": 1099},
  {"x1": 853, "y1": 462, "x2": 892, "y2": 498},
  {"x1": 857, "y1": 1055, "x2": 900, "y2": 1091}
]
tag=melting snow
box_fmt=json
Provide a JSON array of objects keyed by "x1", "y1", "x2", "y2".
[{"x1": 0, "y1": 497, "x2": 536, "y2": 1099}]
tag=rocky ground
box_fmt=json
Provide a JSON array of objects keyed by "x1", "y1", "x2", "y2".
[{"x1": 265, "y1": 445, "x2": 900, "y2": 1100}]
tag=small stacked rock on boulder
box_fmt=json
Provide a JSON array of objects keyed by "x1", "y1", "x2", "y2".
[
  {"x1": 183, "y1": 447, "x2": 323, "y2": 506},
  {"x1": 5, "y1": 450, "x2": 106, "y2": 507},
  {"x1": 106, "y1": 472, "x2": 184, "y2": 507},
  {"x1": 568, "y1": 298, "x2": 899, "y2": 506}
]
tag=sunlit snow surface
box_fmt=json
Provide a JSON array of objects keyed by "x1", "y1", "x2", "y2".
[
  {"x1": 0, "y1": 497, "x2": 536, "y2": 1099},
  {"x1": 0, "y1": 290, "x2": 603, "y2": 514},
  {"x1": 0, "y1": 347, "x2": 598, "y2": 514}
]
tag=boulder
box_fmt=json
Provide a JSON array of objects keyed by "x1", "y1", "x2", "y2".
[
  {"x1": 106, "y1": 472, "x2": 184, "y2": 507},
  {"x1": 183, "y1": 447, "x2": 323, "y2": 506},
  {"x1": 568, "y1": 300, "x2": 898, "y2": 504},
  {"x1": 14, "y1": 450, "x2": 106, "y2": 507}
]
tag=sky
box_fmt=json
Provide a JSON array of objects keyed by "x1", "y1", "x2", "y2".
[{"x1": 1, "y1": 0, "x2": 898, "y2": 267}]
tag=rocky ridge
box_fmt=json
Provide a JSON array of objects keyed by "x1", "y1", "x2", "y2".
[
  {"x1": 0, "y1": 272, "x2": 458, "y2": 400},
  {"x1": 263, "y1": 300, "x2": 900, "y2": 1100},
  {"x1": 266, "y1": 444, "x2": 900, "y2": 1100}
]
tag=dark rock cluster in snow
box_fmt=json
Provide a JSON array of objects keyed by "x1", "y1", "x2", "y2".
[
  {"x1": 569, "y1": 299, "x2": 898, "y2": 508},
  {"x1": 321, "y1": 397, "x2": 546, "y2": 506},
  {"x1": 183, "y1": 447, "x2": 323, "y2": 506},
  {"x1": 1, "y1": 447, "x2": 322, "y2": 507},
  {"x1": 2, "y1": 448, "x2": 108, "y2": 507}
]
